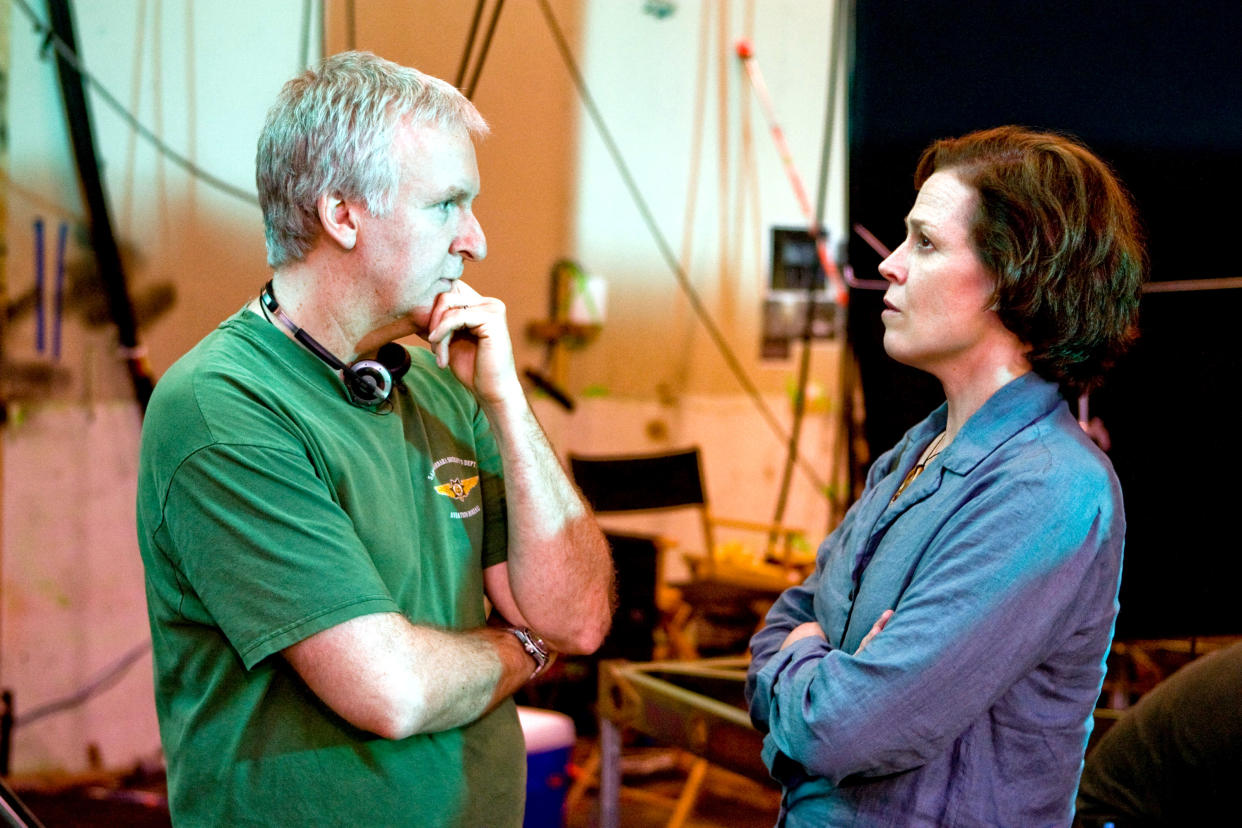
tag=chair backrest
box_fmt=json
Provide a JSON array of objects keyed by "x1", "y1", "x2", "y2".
[
  {"x1": 568, "y1": 447, "x2": 708, "y2": 514},
  {"x1": 597, "y1": 532, "x2": 660, "y2": 662}
]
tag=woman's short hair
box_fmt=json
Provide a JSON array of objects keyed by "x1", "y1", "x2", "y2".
[
  {"x1": 914, "y1": 126, "x2": 1145, "y2": 392},
  {"x1": 257, "y1": 51, "x2": 488, "y2": 269}
]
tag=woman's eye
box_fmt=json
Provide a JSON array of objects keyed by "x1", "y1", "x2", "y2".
[{"x1": 915, "y1": 234, "x2": 932, "y2": 249}]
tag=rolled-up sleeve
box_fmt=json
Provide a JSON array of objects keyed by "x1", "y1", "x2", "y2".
[
  {"x1": 747, "y1": 442, "x2": 897, "y2": 733},
  {"x1": 747, "y1": 569, "x2": 824, "y2": 732}
]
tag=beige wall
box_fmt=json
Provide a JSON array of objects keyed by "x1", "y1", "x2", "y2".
[
  {"x1": 1, "y1": 0, "x2": 848, "y2": 774},
  {"x1": 3, "y1": 0, "x2": 328, "y2": 776},
  {"x1": 569, "y1": 0, "x2": 846, "y2": 400}
]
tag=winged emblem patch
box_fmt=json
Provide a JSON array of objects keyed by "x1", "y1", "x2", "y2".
[{"x1": 434, "y1": 476, "x2": 480, "y2": 502}]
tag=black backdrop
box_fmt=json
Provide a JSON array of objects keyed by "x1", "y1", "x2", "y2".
[{"x1": 846, "y1": 0, "x2": 1242, "y2": 639}]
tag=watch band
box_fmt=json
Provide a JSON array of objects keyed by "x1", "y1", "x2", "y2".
[{"x1": 506, "y1": 626, "x2": 551, "y2": 680}]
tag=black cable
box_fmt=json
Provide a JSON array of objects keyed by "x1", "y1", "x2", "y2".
[
  {"x1": 464, "y1": 0, "x2": 506, "y2": 99},
  {"x1": 45, "y1": 0, "x2": 155, "y2": 411},
  {"x1": 769, "y1": 289, "x2": 821, "y2": 534},
  {"x1": 534, "y1": 0, "x2": 827, "y2": 494},
  {"x1": 11, "y1": 0, "x2": 259, "y2": 207},
  {"x1": 0, "y1": 692, "x2": 10, "y2": 777},
  {"x1": 455, "y1": 0, "x2": 487, "y2": 88},
  {"x1": 814, "y1": 2, "x2": 847, "y2": 239},
  {"x1": 835, "y1": 0, "x2": 865, "y2": 513},
  {"x1": 770, "y1": 0, "x2": 850, "y2": 529}
]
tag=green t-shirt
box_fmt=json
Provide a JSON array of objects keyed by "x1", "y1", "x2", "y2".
[{"x1": 136, "y1": 308, "x2": 524, "y2": 826}]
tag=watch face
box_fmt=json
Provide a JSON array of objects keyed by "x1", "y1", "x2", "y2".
[
  {"x1": 527, "y1": 633, "x2": 548, "y2": 659},
  {"x1": 512, "y1": 627, "x2": 547, "y2": 662}
]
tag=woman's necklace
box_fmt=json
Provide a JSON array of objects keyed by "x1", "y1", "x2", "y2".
[{"x1": 891, "y1": 431, "x2": 947, "y2": 503}]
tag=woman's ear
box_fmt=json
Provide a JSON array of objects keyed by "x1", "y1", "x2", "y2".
[{"x1": 317, "y1": 193, "x2": 359, "y2": 251}]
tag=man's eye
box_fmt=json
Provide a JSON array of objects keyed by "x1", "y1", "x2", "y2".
[{"x1": 915, "y1": 234, "x2": 932, "y2": 249}]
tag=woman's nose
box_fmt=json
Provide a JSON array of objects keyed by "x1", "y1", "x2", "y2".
[{"x1": 878, "y1": 242, "x2": 905, "y2": 283}]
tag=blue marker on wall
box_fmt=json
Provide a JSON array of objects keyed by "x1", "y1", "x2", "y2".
[{"x1": 33, "y1": 217, "x2": 45, "y2": 353}]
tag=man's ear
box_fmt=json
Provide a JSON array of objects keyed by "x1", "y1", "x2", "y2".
[{"x1": 317, "y1": 193, "x2": 359, "y2": 251}]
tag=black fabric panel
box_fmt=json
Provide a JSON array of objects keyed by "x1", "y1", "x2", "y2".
[{"x1": 848, "y1": 0, "x2": 1242, "y2": 637}]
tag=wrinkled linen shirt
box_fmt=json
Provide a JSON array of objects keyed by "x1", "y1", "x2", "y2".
[{"x1": 747, "y1": 372, "x2": 1124, "y2": 827}]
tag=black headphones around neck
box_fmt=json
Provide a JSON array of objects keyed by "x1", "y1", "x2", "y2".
[{"x1": 259, "y1": 280, "x2": 411, "y2": 408}]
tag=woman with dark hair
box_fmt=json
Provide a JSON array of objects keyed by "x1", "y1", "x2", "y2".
[{"x1": 746, "y1": 126, "x2": 1144, "y2": 826}]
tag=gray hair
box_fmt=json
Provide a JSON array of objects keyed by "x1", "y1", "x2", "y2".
[{"x1": 257, "y1": 51, "x2": 488, "y2": 268}]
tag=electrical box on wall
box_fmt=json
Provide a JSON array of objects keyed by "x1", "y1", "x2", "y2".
[{"x1": 762, "y1": 226, "x2": 839, "y2": 359}]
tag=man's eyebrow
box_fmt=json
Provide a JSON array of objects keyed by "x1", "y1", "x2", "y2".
[{"x1": 442, "y1": 186, "x2": 476, "y2": 202}]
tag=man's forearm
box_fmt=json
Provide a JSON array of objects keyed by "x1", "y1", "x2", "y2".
[
  {"x1": 406, "y1": 625, "x2": 538, "y2": 734},
  {"x1": 284, "y1": 613, "x2": 539, "y2": 740},
  {"x1": 481, "y1": 395, "x2": 613, "y2": 653}
]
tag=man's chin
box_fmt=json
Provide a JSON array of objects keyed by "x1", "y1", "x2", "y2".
[{"x1": 357, "y1": 313, "x2": 428, "y2": 354}]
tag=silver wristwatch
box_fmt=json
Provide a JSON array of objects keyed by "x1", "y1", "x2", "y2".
[{"x1": 507, "y1": 626, "x2": 551, "y2": 680}]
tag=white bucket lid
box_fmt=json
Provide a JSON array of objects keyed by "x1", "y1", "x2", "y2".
[{"x1": 517, "y1": 706, "x2": 576, "y2": 753}]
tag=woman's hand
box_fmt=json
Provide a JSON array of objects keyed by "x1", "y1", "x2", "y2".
[
  {"x1": 780, "y1": 621, "x2": 827, "y2": 650},
  {"x1": 855, "y1": 609, "x2": 894, "y2": 655}
]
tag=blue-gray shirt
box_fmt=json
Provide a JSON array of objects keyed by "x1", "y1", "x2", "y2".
[{"x1": 747, "y1": 372, "x2": 1124, "y2": 827}]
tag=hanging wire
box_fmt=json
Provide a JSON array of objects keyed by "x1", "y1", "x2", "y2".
[
  {"x1": 463, "y1": 0, "x2": 506, "y2": 99},
  {"x1": 455, "y1": 0, "x2": 488, "y2": 88},
  {"x1": 299, "y1": 0, "x2": 313, "y2": 68},
  {"x1": 534, "y1": 0, "x2": 828, "y2": 494},
  {"x1": 714, "y1": 1, "x2": 731, "y2": 290},
  {"x1": 664, "y1": 2, "x2": 712, "y2": 394},
  {"x1": 735, "y1": 0, "x2": 764, "y2": 297},
  {"x1": 736, "y1": 0, "x2": 768, "y2": 347},
  {"x1": 677, "y1": 7, "x2": 710, "y2": 277},
  {"x1": 769, "y1": 0, "x2": 852, "y2": 528},
  {"x1": 813, "y1": 2, "x2": 845, "y2": 241},
  {"x1": 10, "y1": 0, "x2": 259, "y2": 208},
  {"x1": 117, "y1": 0, "x2": 148, "y2": 237},
  {"x1": 14, "y1": 641, "x2": 152, "y2": 728}
]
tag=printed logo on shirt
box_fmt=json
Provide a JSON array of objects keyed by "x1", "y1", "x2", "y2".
[
  {"x1": 429, "y1": 455, "x2": 482, "y2": 520},
  {"x1": 435, "y1": 476, "x2": 479, "y2": 501}
]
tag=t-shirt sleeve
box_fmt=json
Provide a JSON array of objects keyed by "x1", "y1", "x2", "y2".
[
  {"x1": 162, "y1": 441, "x2": 400, "y2": 670},
  {"x1": 472, "y1": 401, "x2": 508, "y2": 570}
]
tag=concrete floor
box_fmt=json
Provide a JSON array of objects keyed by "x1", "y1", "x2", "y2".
[{"x1": 9, "y1": 739, "x2": 780, "y2": 828}]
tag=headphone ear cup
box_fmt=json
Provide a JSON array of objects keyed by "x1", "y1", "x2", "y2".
[
  {"x1": 345, "y1": 360, "x2": 393, "y2": 406},
  {"x1": 376, "y1": 342, "x2": 412, "y2": 384}
]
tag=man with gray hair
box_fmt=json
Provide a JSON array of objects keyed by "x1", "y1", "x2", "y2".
[{"x1": 137, "y1": 51, "x2": 613, "y2": 825}]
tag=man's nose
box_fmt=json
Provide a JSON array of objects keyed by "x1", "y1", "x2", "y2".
[{"x1": 453, "y1": 211, "x2": 486, "y2": 262}]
